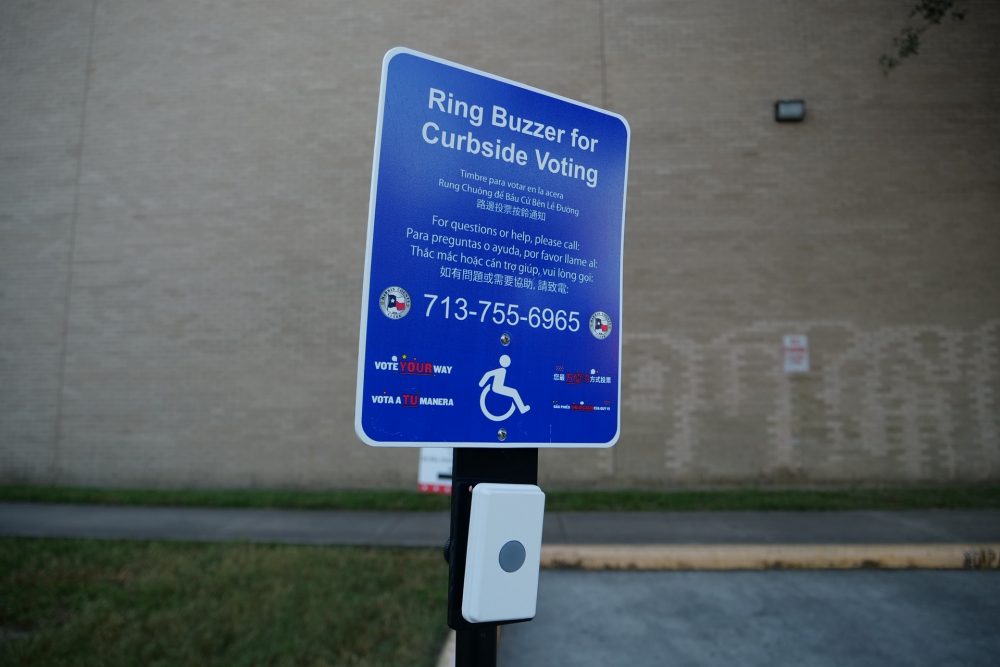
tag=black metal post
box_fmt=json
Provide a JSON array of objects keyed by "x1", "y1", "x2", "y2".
[
  {"x1": 455, "y1": 623, "x2": 497, "y2": 666},
  {"x1": 447, "y1": 447, "x2": 538, "y2": 667}
]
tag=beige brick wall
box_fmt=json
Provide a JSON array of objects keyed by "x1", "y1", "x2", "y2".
[{"x1": 2, "y1": 0, "x2": 998, "y2": 489}]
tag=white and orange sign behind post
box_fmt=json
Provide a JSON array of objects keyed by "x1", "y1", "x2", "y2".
[{"x1": 418, "y1": 447, "x2": 453, "y2": 494}]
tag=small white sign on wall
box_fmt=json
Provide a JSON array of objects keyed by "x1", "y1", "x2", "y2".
[
  {"x1": 418, "y1": 448, "x2": 453, "y2": 494},
  {"x1": 783, "y1": 334, "x2": 810, "y2": 374}
]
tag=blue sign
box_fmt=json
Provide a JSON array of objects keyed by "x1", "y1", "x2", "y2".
[{"x1": 356, "y1": 48, "x2": 629, "y2": 448}]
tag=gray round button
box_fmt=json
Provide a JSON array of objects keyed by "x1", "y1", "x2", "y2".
[{"x1": 499, "y1": 540, "x2": 526, "y2": 573}]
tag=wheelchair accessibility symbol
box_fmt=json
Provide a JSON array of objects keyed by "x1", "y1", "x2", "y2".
[{"x1": 478, "y1": 355, "x2": 531, "y2": 422}]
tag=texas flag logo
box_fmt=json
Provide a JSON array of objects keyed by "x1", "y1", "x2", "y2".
[
  {"x1": 589, "y1": 311, "x2": 612, "y2": 340},
  {"x1": 379, "y1": 286, "x2": 411, "y2": 320},
  {"x1": 386, "y1": 294, "x2": 406, "y2": 312}
]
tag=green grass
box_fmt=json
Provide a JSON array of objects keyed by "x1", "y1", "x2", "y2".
[
  {"x1": 2, "y1": 484, "x2": 999, "y2": 512},
  {"x1": 0, "y1": 538, "x2": 448, "y2": 667},
  {"x1": 0, "y1": 486, "x2": 453, "y2": 511}
]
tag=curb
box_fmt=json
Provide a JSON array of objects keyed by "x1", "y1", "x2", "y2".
[
  {"x1": 540, "y1": 544, "x2": 1000, "y2": 571},
  {"x1": 436, "y1": 631, "x2": 456, "y2": 667}
]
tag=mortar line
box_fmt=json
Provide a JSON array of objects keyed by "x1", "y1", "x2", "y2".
[
  {"x1": 598, "y1": 0, "x2": 608, "y2": 108},
  {"x1": 52, "y1": 0, "x2": 99, "y2": 478}
]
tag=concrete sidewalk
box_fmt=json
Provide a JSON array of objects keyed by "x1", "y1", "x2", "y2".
[{"x1": 2, "y1": 503, "x2": 999, "y2": 569}]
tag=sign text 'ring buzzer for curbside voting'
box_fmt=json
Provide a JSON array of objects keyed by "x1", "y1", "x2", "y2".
[{"x1": 355, "y1": 47, "x2": 630, "y2": 448}]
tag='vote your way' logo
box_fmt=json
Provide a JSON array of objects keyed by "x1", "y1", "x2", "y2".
[{"x1": 373, "y1": 355, "x2": 453, "y2": 375}]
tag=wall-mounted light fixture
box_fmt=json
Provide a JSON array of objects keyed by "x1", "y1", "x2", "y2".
[{"x1": 774, "y1": 99, "x2": 806, "y2": 123}]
